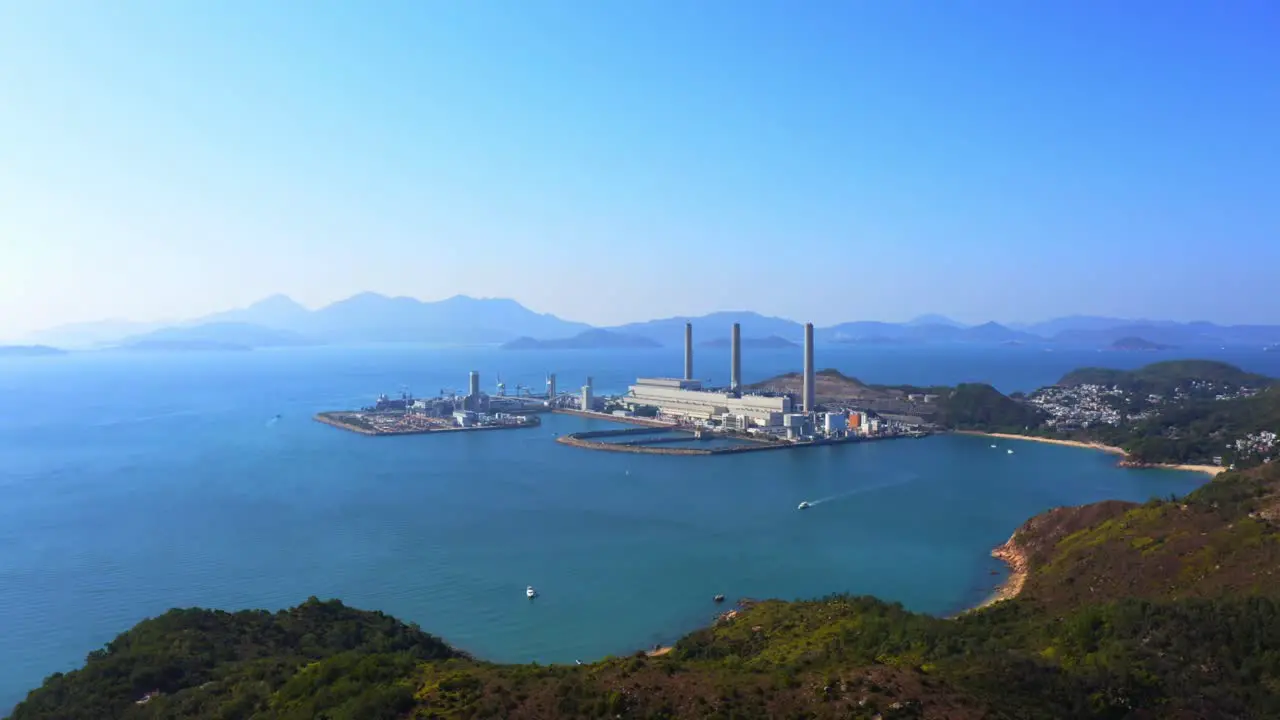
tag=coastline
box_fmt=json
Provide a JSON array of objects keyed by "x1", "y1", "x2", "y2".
[
  {"x1": 957, "y1": 430, "x2": 1125, "y2": 455},
  {"x1": 974, "y1": 530, "x2": 1029, "y2": 611},
  {"x1": 957, "y1": 431, "x2": 1224, "y2": 476}
]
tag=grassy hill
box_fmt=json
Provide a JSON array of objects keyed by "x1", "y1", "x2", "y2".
[{"x1": 14, "y1": 463, "x2": 1280, "y2": 719}]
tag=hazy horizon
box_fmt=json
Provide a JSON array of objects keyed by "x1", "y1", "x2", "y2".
[
  {"x1": 3, "y1": 1, "x2": 1278, "y2": 338},
  {"x1": 10, "y1": 289, "x2": 1280, "y2": 347}
]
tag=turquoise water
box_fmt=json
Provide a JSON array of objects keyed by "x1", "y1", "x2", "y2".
[{"x1": 3, "y1": 345, "x2": 1275, "y2": 711}]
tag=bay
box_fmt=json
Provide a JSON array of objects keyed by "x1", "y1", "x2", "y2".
[{"x1": 2, "y1": 343, "x2": 1277, "y2": 711}]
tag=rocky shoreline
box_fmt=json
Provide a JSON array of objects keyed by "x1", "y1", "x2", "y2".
[{"x1": 981, "y1": 530, "x2": 1030, "y2": 608}]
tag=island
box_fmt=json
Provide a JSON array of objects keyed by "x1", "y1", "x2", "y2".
[
  {"x1": 0, "y1": 345, "x2": 66, "y2": 357},
  {"x1": 1108, "y1": 335, "x2": 1175, "y2": 351},
  {"x1": 501, "y1": 329, "x2": 660, "y2": 350},
  {"x1": 699, "y1": 335, "x2": 799, "y2": 349},
  {"x1": 118, "y1": 340, "x2": 252, "y2": 352},
  {"x1": 13, "y1": 460, "x2": 1280, "y2": 718}
]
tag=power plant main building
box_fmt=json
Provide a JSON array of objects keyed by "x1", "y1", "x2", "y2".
[{"x1": 624, "y1": 321, "x2": 814, "y2": 429}]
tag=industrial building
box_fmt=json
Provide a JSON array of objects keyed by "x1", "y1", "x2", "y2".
[
  {"x1": 626, "y1": 378, "x2": 793, "y2": 426},
  {"x1": 623, "y1": 321, "x2": 800, "y2": 428},
  {"x1": 462, "y1": 370, "x2": 490, "y2": 412}
]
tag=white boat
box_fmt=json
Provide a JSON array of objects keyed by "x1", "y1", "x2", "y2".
[
  {"x1": 1007, "y1": 449, "x2": 1014, "y2": 454},
  {"x1": 990, "y1": 444, "x2": 997, "y2": 448},
  {"x1": 526, "y1": 585, "x2": 537, "y2": 598},
  {"x1": 797, "y1": 501, "x2": 810, "y2": 510}
]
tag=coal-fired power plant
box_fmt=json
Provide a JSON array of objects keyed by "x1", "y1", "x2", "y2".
[
  {"x1": 803, "y1": 323, "x2": 815, "y2": 412},
  {"x1": 684, "y1": 322, "x2": 694, "y2": 381},
  {"x1": 730, "y1": 323, "x2": 742, "y2": 393}
]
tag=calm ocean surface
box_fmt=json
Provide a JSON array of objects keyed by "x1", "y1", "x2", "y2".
[{"x1": 3, "y1": 344, "x2": 1278, "y2": 710}]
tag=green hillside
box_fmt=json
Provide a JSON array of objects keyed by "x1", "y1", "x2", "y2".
[
  {"x1": 14, "y1": 463, "x2": 1280, "y2": 719},
  {"x1": 1057, "y1": 360, "x2": 1273, "y2": 394}
]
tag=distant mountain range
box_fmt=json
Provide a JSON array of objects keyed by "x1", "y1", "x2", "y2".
[
  {"x1": 19, "y1": 295, "x2": 1280, "y2": 352},
  {"x1": 501, "y1": 329, "x2": 659, "y2": 351},
  {"x1": 0, "y1": 345, "x2": 67, "y2": 358},
  {"x1": 699, "y1": 335, "x2": 799, "y2": 349}
]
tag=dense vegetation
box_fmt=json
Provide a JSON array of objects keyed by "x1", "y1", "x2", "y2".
[
  {"x1": 933, "y1": 383, "x2": 1048, "y2": 432},
  {"x1": 14, "y1": 462, "x2": 1280, "y2": 719},
  {"x1": 8, "y1": 598, "x2": 462, "y2": 720}
]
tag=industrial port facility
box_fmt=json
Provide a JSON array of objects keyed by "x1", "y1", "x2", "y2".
[
  {"x1": 314, "y1": 320, "x2": 919, "y2": 450},
  {"x1": 618, "y1": 322, "x2": 886, "y2": 441}
]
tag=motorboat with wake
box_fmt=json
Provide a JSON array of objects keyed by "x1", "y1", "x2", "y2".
[
  {"x1": 797, "y1": 501, "x2": 810, "y2": 510},
  {"x1": 526, "y1": 585, "x2": 538, "y2": 599}
]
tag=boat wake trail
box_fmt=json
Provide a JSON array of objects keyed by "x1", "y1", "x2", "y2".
[{"x1": 802, "y1": 473, "x2": 920, "y2": 507}]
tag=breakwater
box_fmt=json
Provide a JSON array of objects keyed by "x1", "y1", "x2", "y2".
[
  {"x1": 550, "y1": 409, "x2": 676, "y2": 428},
  {"x1": 556, "y1": 428, "x2": 918, "y2": 456}
]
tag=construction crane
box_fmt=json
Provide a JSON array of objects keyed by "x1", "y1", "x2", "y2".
[{"x1": 496, "y1": 374, "x2": 506, "y2": 397}]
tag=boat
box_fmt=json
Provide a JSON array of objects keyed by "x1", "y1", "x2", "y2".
[
  {"x1": 797, "y1": 501, "x2": 810, "y2": 510},
  {"x1": 1007, "y1": 449, "x2": 1014, "y2": 455},
  {"x1": 526, "y1": 585, "x2": 537, "y2": 598},
  {"x1": 713, "y1": 594, "x2": 725, "y2": 603},
  {"x1": 990, "y1": 444, "x2": 997, "y2": 448}
]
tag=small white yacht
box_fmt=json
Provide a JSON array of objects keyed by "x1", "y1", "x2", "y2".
[
  {"x1": 526, "y1": 585, "x2": 538, "y2": 599},
  {"x1": 1007, "y1": 449, "x2": 1014, "y2": 455},
  {"x1": 991, "y1": 444, "x2": 997, "y2": 448},
  {"x1": 797, "y1": 501, "x2": 811, "y2": 510}
]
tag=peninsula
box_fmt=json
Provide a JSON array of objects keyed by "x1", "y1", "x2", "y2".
[{"x1": 748, "y1": 360, "x2": 1277, "y2": 473}]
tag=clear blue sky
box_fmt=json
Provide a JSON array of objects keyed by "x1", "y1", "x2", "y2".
[{"x1": 2, "y1": 0, "x2": 1277, "y2": 338}]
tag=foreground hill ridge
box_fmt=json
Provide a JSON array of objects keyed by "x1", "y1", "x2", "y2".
[{"x1": 12, "y1": 462, "x2": 1280, "y2": 719}]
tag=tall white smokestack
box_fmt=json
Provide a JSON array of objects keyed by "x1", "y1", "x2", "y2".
[
  {"x1": 684, "y1": 322, "x2": 693, "y2": 380},
  {"x1": 803, "y1": 323, "x2": 815, "y2": 412},
  {"x1": 730, "y1": 323, "x2": 742, "y2": 392}
]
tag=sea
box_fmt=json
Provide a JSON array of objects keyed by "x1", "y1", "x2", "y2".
[{"x1": 2, "y1": 343, "x2": 1278, "y2": 711}]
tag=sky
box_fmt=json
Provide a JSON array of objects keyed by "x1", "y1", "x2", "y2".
[{"x1": 2, "y1": 1, "x2": 1278, "y2": 339}]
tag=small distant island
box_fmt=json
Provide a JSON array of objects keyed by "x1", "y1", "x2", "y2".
[
  {"x1": 1108, "y1": 336, "x2": 1175, "y2": 351},
  {"x1": 119, "y1": 340, "x2": 253, "y2": 352},
  {"x1": 699, "y1": 335, "x2": 798, "y2": 349},
  {"x1": 501, "y1": 329, "x2": 660, "y2": 350},
  {"x1": 0, "y1": 344, "x2": 67, "y2": 357},
  {"x1": 114, "y1": 322, "x2": 317, "y2": 351}
]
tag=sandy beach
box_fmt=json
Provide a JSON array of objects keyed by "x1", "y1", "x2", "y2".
[
  {"x1": 960, "y1": 431, "x2": 1125, "y2": 455},
  {"x1": 960, "y1": 431, "x2": 1224, "y2": 476}
]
